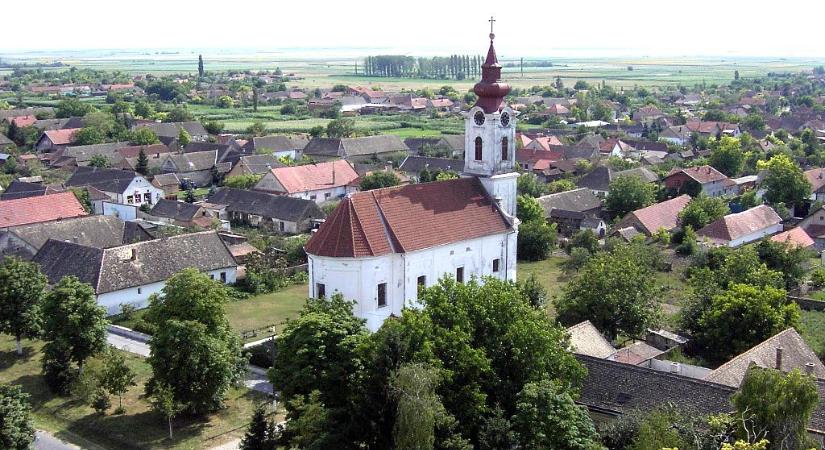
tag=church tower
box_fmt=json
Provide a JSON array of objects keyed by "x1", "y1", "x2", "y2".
[{"x1": 463, "y1": 18, "x2": 519, "y2": 218}]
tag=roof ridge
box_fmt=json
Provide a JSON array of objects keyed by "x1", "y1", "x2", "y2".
[
  {"x1": 577, "y1": 353, "x2": 736, "y2": 391},
  {"x1": 706, "y1": 328, "x2": 799, "y2": 378},
  {"x1": 369, "y1": 190, "x2": 400, "y2": 253}
]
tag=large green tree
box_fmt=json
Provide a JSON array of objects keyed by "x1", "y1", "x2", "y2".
[
  {"x1": 0, "y1": 257, "x2": 46, "y2": 355},
  {"x1": 555, "y1": 247, "x2": 659, "y2": 340},
  {"x1": 326, "y1": 118, "x2": 355, "y2": 138},
  {"x1": 360, "y1": 172, "x2": 401, "y2": 191},
  {"x1": 146, "y1": 269, "x2": 246, "y2": 414},
  {"x1": 678, "y1": 194, "x2": 730, "y2": 230},
  {"x1": 516, "y1": 194, "x2": 545, "y2": 223},
  {"x1": 605, "y1": 175, "x2": 656, "y2": 219},
  {"x1": 0, "y1": 384, "x2": 35, "y2": 450},
  {"x1": 733, "y1": 368, "x2": 818, "y2": 450},
  {"x1": 517, "y1": 220, "x2": 557, "y2": 261},
  {"x1": 758, "y1": 154, "x2": 811, "y2": 208},
  {"x1": 512, "y1": 379, "x2": 600, "y2": 450},
  {"x1": 709, "y1": 136, "x2": 745, "y2": 177}
]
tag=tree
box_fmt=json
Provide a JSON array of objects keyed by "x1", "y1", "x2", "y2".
[
  {"x1": 517, "y1": 195, "x2": 545, "y2": 223},
  {"x1": 198, "y1": 54, "x2": 204, "y2": 78},
  {"x1": 99, "y1": 348, "x2": 136, "y2": 413},
  {"x1": 88, "y1": 154, "x2": 111, "y2": 168},
  {"x1": 149, "y1": 382, "x2": 183, "y2": 440},
  {"x1": 184, "y1": 186, "x2": 196, "y2": 203},
  {"x1": 710, "y1": 136, "x2": 745, "y2": 177},
  {"x1": 519, "y1": 273, "x2": 548, "y2": 309},
  {"x1": 0, "y1": 257, "x2": 46, "y2": 355},
  {"x1": 177, "y1": 127, "x2": 191, "y2": 147},
  {"x1": 512, "y1": 379, "x2": 600, "y2": 450},
  {"x1": 391, "y1": 363, "x2": 442, "y2": 450},
  {"x1": 0, "y1": 384, "x2": 35, "y2": 450},
  {"x1": 224, "y1": 174, "x2": 263, "y2": 190},
  {"x1": 134, "y1": 100, "x2": 155, "y2": 119},
  {"x1": 555, "y1": 248, "x2": 659, "y2": 340},
  {"x1": 758, "y1": 154, "x2": 811, "y2": 208},
  {"x1": 733, "y1": 368, "x2": 819, "y2": 450},
  {"x1": 360, "y1": 172, "x2": 400, "y2": 191},
  {"x1": 202, "y1": 120, "x2": 224, "y2": 135},
  {"x1": 518, "y1": 220, "x2": 557, "y2": 261},
  {"x1": 567, "y1": 229, "x2": 600, "y2": 255},
  {"x1": 517, "y1": 172, "x2": 547, "y2": 197},
  {"x1": 326, "y1": 118, "x2": 355, "y2": 138},
  {"x1": 166, "y1": 106, "x2": 194, "y2": 123},
  {"x1": 240, "y1": 403, "x2": 278, "y2": 450},
  {"x1": 605, "y1": 175, "x2": 656, "y2": 219},
  {"x1": 678, "y1": 194, "x2": 730, "y2": 230},
  {"x1": 73, "y1": 127, "x2": 105, "y2": 146},
  {"x1": 217, "y1": 95, "x2": 234, "y2": 108},
  {"x1": 246, "y1": 121, "x2": 267, "y2": 137},
  {"x1": 135, "y1": 149, "x2": 149, "y2": 175},
  {"x1": 146, "y1": 269, "x2": 246, "y2": 414},
  {"x1": 756, "y1": 239, "x2": 810, "y2": 290},
  {"x1": 56, "y1": 97, "x2": 94, "y2": 118},
  {"x1": 40, "y1": 276, "x2": 107, "y2": 372},
  {"x1": 131, "y1": 127, "x2": 159, "y2": 145},
  {"x1": 692, "y1": 283, "x2": 799, "y2": 362}
]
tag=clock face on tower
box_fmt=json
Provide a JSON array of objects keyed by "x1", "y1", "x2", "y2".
[
  {"x1": 500, "y1": 112, "x2": 510, "y2": 127},
  {"x1": 474, "y1": 110, "x2": 486, "y2": 126}
]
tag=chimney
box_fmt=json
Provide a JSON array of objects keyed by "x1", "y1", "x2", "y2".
[
  {"x1": 775, "y1": 346, "x2": 784, "y2": 370},
  {"x1": 805, "y1": 362, "x2": 815, "y2": 375},
  {"x1": 130, "y1": 248, "x2": 137, "y2": 261},
  {"x1": 670, "y1": 362, "x2": 680, "y2": 374}
]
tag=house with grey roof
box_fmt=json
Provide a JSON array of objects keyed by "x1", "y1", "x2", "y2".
[
  {"x1": 0, "y1": 215, "x2": 150, "y2": 259},
  {"x1": 303, "y1": 135, "x2": 410, "y2": 162},
  {"x1": 158, "y1": 150, "x2": 218, "y2": 187},
  {"x1": 133, "y1": 121, "x2": 208, "y2": 141},
  {"x1": 0, "y1": 180, "x2": 61, "y2": 201},
  {"x1": 226, "y1": 155, "x2": 284, "y2": 178},
  {"x1": 398, "y1": 156, "x2": 464, "y2": 180},
  {"x1": 148, "y1": 199, "x2": 216, "y2": 228},
  {"x1": 536, "y1": 188, "x2": 603, "y2": 236},
  {"x1": 248, "y1": 135, "x2": 310, "y2": 159},
  {"x1": 65, "y1": 166, "x2": 164, "y2": 208},
  {"x1": 33, "y1": 230, "x2": 237, "y2": 314},
  {"x1": 54, "y1": 141, "x2": 129, "y2": 168},
  {"x1": 206, "y1": 187, "x2": 325, "y2": 233}
]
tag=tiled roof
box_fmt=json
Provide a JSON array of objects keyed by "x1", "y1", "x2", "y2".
[
  {"x1": 150, "y1": 199, "x2": 204, "y2": 221},
  {"x1": 4, "y1": 215, "x2": 143, "y2": 252},
  {"x1": 341, "y1": 135, "x2": 409, "y2": 157},
  {"x1": 267, "y1": 160, "x2": 359, "y2": 194},
  {"x1": 0, "y1": 180, "x2": 60, "y2": 201},
  {"x1": 704, "y1": 328, "x2": 825, "y2": 387},
  {"x1": 252, "y1": 135, "x2": 309, "y2": 152},
  {"x1": 42, "y1": 128, "x2": 80, "y2": 145},
  {"x1": 306, "y1": 177, "x2": 513, "y2": 258},
  {"x1": 0, "y1": 192, "x2": 87, "y2": 228},
  {"x1": 566, "y1": 321, "x2": 615, "y2": 358},
  {"x1": 697, "y1": 205, "x2": 781, "y2": 243},
  {"x1": 805, "y1": 167, "x2": 825, "y2": 193},
  {"x1": 537, "y1": 188, "x2": 602, "y2": 214},
  {"x1": 667, "y1": 165, "x2": 729, "y2": 185},
  {"x1": 608, "y1": 341, "x2": 665, "y2": 365},
  {"x1": 206, "y1": 188, "x2": 325, "y2": 223},
  {"x1": 117, "y1": 144, "x2": 171, "y2": 159},
  {"x1": 770, "y1": 227, "x2": 815, "y2": 249},
  {"x1": 65, "y1": 166, "x2": 141, "y2": 194},
  {"x1": 617, "y1": 194, "x2": 691, "y2": 235}
]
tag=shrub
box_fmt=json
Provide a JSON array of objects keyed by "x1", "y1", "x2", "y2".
[{"x1": 811, "y1": 268, "x2": 825, "y2": 289}]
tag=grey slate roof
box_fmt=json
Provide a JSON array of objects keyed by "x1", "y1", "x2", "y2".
[
  {"x1": 614, "y1": 167, "x2": 660, "y2": 183},
  {"x1": 0, "y1": 181, "x2": 54, "y2": 200},
  {"x1": 302, "y1": 138, "x2": 341, "y2": 157},
  {"x1": 65, "y1": 166, "x2": 140, "y2": 193},
  {"x1": 576, "y1": 354, "x2": 735, "y2": 417},
  {"x1": 537, "y1": 188, "x2": 602, "y2": 215},
  {"x1": 162, "y1": 151, "x2": 217, "y2": 172},
  {"x1": 252, "y1": 135, "x2": 309, "y2": 153},
  {"x1": 150, "y1": 199, "x2": 203, "y2": 221},
  {"x1": 398, "y1": 156, "x2": 464, "y2": 174},
  {"x1": 207, "y1": 187, "x2": 325, "y2": 223},
  {"x1": 304, "y1": 135, "x2": 410, "y2": 158},
  {"x1": 135, "y1": 121, "x2": 208, "y2": 138},
  {"x1": 33, "y1": 231, "x2": 236, "y2": 294},
  {"x1": 5, "y1": 215, "x2": 146, "y2": 252},
  {"x1": 440, "y1": 135, "x2": 465, "y2": 151},
  {"x1": 63, "y1": 142, "x2": 129, "y2": 165},
  {"x1": 234, "y1": 155, "x2": 284, "y2": 174}
]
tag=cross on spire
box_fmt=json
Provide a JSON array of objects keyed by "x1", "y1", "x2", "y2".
[{"x1": 488, "y1": 16, "x2": 496, "y2": 40}]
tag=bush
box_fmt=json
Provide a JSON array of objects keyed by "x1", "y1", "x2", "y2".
[
  {"x1": 517, "y1": 221, "x2": 557, "y2": 261},
  {"x1": 562, "y1": 247, "x2": 591, "y2": 273},
  {"x1": 92, "y1": 389, "x2": 111, "y2": 415},
  {"x1": 812, "y1": 268, "x2": 825, "y2": 289},
  {"x1": 245, "y1": 341, "x2": 276, "y2": 368},
  {"x1": 676, "y1": 226, "x2": 698, "y2": 255}
]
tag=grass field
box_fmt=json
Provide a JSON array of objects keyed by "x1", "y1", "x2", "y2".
[
  {"x1": 0, "y1": 336, "x2": 264, "y2": 449},
  {"x1": 226, "y1": 284, "x2": 307, "y2": 340}
]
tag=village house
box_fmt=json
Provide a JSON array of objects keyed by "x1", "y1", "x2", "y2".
[
  {"x1": 0, "y1": 192, "x2": 87, "y2": 229},
  {"x1": 660, "y1": 125, "x2": 693, "y2": 146},
  {"x1": 302, "y1": 135, "x2": 410, "y2": 162},
  {"x1": 33, "y1": 231, "x2": 237, "y2": 314},
  {"x1": 696, "y1": 204, "x2": 782, "y2": 247},
  {"x1": 577, "y1": 165, "x2": 659, "y2": 197},
  {"x1": 64, "y1": 166, "x2": 164, "y2": 208},
  {"x1": 615, "y1": 194, "x2": 692, "y2": 236},
  {"x1": 805, "y1": 167, "x2": 825, "y2": 202},
  {"x1": 157, "y1": 150, "x2": 219, "y2": 187},
  {"x1": 225, "y1": 155, "x2": 284, "y2": 178},
  {"x1": 770, "y1": 227, "x2": 816, "y2": 249},
  {"x1": 0, "y1": 215, "x2": 150, "y2": 259},
  {"x1": 246, "y1": 135, "x2": 309, "y2": 159},
  {"x1": 49, "y1": 141, "x2": 129, "y2": 168},
  {"x1": 632, "y1": 105, "x2": 665, "y2": 124},
  {"x1": 664, "y1": 165, "x2": 737, "y2": 197},
  {"x1": 397, "y1": 156, "x2": 465, "y2": 181},
  {"x1": 35, "y1": 128, "x2": 80, "y2": 152},
  {"x1": 404, "y1": 136, "x2": 465, "y2": 157},
  {"x1": 150, "y1": 173, "x2": 182, "y2": 198},
  {"x1": 206, "y1": 187, "x2": 325, "y2": 233},
  {"x1": 796, "y1": 205, "x2": 825, "y2": 250},
  {"x1": 254, "y1": 159, "x2": 360, "y2": 203},
  {"x1": 0, "y1": 180, "x2": 61, "y2": 201},
  {"x1": 305, "y1": 32, "x2": 518, "y2": 331},
  {"x1": 148, "y1": 199, "x2": 217, "y2": 228},
  {"x1": 685, "y1": 119, "x2": 741, "y2": 138},
  {"x1": 536, "y1": 188, "x2": 604, "y2": 236},
  {"x1": 132, "y1": 121, "x2": 209, "y2": 142}
]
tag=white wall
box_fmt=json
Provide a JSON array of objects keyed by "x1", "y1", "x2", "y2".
[
  {"x1": 308, "y1": 231, "x2": 517, "y2": 332},
  {"x1": 728, "y1": 223, "x2": 783, "y2": 247},
  {"x1": 101, "y1": 202, "x2": 137, "y2": 220},
  {"x1": 120, "y1": 177, "x2": 165, "y2": 206},
  {"x1": 97, "y1": 267, "x2": 237, "y2": 315}
]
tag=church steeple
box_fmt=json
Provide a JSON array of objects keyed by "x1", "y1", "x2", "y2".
[{"x1": 473, "y1": 17, "x2": 511, "y2": 114}]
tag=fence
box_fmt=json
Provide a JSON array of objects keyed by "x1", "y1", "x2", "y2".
[{"x1": 788, "y1": 295, "x2": 825, "y2": 312}]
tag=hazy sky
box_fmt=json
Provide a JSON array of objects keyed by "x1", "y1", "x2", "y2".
[{"x1": 3, "y1": 0, "x2": 824, "y2": 57}]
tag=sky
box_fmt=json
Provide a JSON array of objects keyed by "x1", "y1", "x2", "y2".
[{"x1": 3, "y1": 0, "x2": 825, "y2": 58}]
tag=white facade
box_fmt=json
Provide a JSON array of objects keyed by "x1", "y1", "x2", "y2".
[
  {"x1": 97, "y1": 267, "x2": 237, "y2": 315},
  {"x1": 308, "y1": 232, "x2": 517, "y2": 331},
  {"x1": 726, "y1": 223, "x2": 783, "y2": 248}
]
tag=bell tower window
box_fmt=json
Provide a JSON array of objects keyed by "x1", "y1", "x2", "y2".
[
  {"x1": 501, "y1": 137, "x2": 508, "y2": 161},
  {"x1": 474, "y1": 137, "x2": 483, "y2": 160}
]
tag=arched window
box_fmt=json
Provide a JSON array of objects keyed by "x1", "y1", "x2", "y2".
[
  {"x1": 474, "y1": 136, "x2": 483, "y2": 160},
  {"x1": 501, "y1": 137, "x2": 509, "y2": 161}
]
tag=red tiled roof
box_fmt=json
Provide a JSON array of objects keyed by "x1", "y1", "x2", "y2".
[
  {"x1": 620, "y1": 194, "x2": 691, "y2": 234},
  {"x1": 9, "y1": 115, "x2": 36, "y2": 127},
  {"x1": 805, "y1": 168, "x2": 825, "y2": 193},
  {"x1": 697, "y1": 205, "x2": 782, "y2": 243},
  {"x1": 0, "y1": 192, "x2": 87, "y2": 228},
  {"x1": 43, "y1": 128, "x2": 80, "y2": 145},
  {"x1": 516, "y1": 148, "x2": 563, "y2": 164},
  {"x1": 306, "y1": 177, "x2": 513, "y2": 258},
  {"x1": 268, "y1": 160, "x2": 359, "y2": 194},
  {"x1": 667, "y1": 165, "x2": 729, "y2": 185},
  {"x1": 770, "y1": 227, "x2": 815, "y2": 249}
]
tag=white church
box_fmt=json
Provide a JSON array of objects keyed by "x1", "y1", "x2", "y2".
[{"x1": 305, "y1": 26, "x2": 520, "y2": 331}]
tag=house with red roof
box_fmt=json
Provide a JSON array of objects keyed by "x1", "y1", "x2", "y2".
[
  {"x1": 770, "y1": 227, "x2": 815, "y2": 249},
  {"x1": 253, "y1": 159, "x2": 360, "y2": 203},
  {"x1": 0, "y1": 192, "x2": 87, "y2": 229},
  {"x1": 805, "y1": 167, "x2": 825, "y2": 202},
  {"x1": 696, "y1": 205, "x2": 782, "y2": 248},
  {"x1": 4, "y1": 115, "x2": 37, "y2": 128},
  {"x1": 664, "y1": 165, "x2": 737, "y2": 198},
  {"x1": 615, "y1": 194, "x2": 692, "y2": 236},
  {"x1": 35, "y1": 128, "x2": 80, "y2": 152},
  {"x1": 305, "y1": 29, "x2": 519, "y2": 331}
]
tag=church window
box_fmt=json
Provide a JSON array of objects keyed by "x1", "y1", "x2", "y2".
[
  {"x1": 456, "y1": 267, "x2": 464, "y2": 283},
  {"x1": 377, "y1": 283, "x2": 387, "y2": 307},
  {"x1": 316, "y1": 283, "x2": 326, "y2": 298},
  {"x1": 474, "y1": 137, "x2": 483, "y2": 160},
  {"x1": 492, "y1": 259, "x2": 500, "y2": 273},
  {"x1": 417, "y1": 275, "x2": 426, "y2": 290},
  {"x1": 501, "y1": 137, "x2": 508, "y2": 160}
]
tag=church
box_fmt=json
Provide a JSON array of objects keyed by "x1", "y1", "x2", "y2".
[{"x1": 305, "y1": 25, "x2": 519, "y2": 331}]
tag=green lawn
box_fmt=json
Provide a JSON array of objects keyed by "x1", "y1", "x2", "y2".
[
  {"x1": 227, "y1": 284, "x2": 308, "y2": 341},
  {"x1": 0, "y1": 336, "x2": 264, "y2": 449}
]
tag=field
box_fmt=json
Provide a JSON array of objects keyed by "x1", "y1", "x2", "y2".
[
  {"x1": 0, "y1": 336, "x2": 264, "y2": 449},
  {"x1": 227, "y1": 284, "x2": 307, "y2": 340}
]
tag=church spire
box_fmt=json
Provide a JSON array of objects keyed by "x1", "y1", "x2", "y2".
[{"x1": 473, "y1": 17, "x2": 510, "y2": 113}]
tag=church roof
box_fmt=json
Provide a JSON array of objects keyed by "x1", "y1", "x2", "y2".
[{"x1": 305, "y1": 177, "x2": 513, "y2": 258}]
